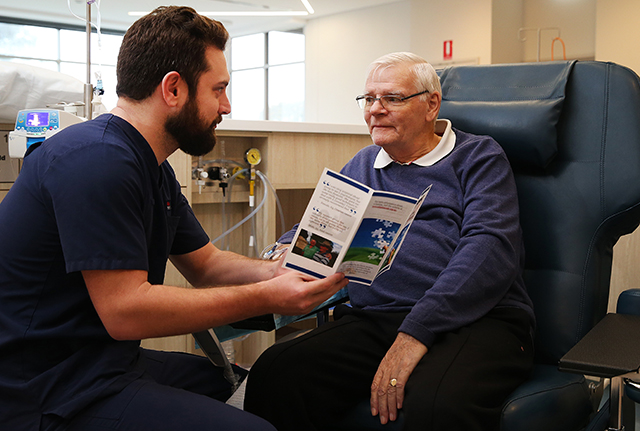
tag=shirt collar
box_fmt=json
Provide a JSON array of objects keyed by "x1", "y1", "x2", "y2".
[{"x1": 374, "y1": 119, "x2": 456, "y2": 168}]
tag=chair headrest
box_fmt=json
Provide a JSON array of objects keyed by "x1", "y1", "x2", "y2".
[{"x1": 438, "y1": 61, "x2": 576, "y2": 168}]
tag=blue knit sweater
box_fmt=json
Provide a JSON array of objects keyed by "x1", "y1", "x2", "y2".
[{"x1": 282, "y1": 127, "x2": 535, "y2": 348}]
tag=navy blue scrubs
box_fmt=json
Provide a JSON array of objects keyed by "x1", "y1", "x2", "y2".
[{"x1": 0, "y1": 115, "x2": 274, "y2": 430}]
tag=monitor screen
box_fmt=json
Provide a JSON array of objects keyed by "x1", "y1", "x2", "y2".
[{"x1": 26, "y1": 112, "x2": 50, "y2": 128}]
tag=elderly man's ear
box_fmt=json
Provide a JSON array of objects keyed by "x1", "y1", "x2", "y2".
[{"x1": 426, "y1": 92, "x2": 442, "y2": 123}]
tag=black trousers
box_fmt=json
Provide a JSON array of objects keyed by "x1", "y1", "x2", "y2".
[
  {"x1": 244, "y1": 305, "x2": 534, "y2": 431},
  {"x1": 41, "y1": 349, "x2": 276, "y2": 431}
]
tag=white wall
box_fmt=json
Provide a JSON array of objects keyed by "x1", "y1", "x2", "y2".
[
  {"x1": 491, "y1": 0, "x2": 525, "y2": 64},
  {"x1": 410, "y1": 0, "x2": 493, "y2": 67},
  {"x1": 521, "y1": 0, "x2": 596, "y2": 62},
  {"x1": 595, "y1": 0, "x2": 640, "y2": 74},
  {"x1": 304, "y1": 1, "x2": 412, "y2": 125},
  {"x1": 304, "y1": 0, "x2": 495, "y2": 124}
]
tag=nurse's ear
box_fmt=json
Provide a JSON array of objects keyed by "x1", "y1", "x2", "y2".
[{"x1": 160, "y1": 71, "x2": 188, "y2": 108}]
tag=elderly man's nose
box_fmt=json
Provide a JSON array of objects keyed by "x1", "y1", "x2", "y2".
[{"x1": 370, "y1": 98, "x2": 387, "y2": 112}]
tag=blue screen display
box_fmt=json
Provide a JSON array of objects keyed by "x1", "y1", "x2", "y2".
[{"x1": 26, "y1": 112, "x2": 50, "y2": 128}]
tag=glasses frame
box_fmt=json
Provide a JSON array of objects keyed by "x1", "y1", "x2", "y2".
[{"x1": 355, "y1": 89, "x2": 430, "y2": 110}]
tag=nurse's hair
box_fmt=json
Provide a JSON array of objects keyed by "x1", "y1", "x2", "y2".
[
  {"x1": 116, "y1": 6, "x2": 228, "y2": 101},
  {"x1": 367, "y1": 52, "x2": 441, "y2": 97}
]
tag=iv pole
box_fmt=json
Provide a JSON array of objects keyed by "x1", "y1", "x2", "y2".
[{"x1": 84, "y1": 1, "x2": 93, "y2": 120}]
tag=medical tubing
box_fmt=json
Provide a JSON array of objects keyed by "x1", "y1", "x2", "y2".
[
  {"x1": 223, "y1": 169, "x2": 270, "y2": 256},
  {"x1": 224, "y1": 168, "x2": 257, "y2": 254},
  {"x1": 67, "y1": 0, "x2": 102, "y2": 34},
  {"x1": 249, "y1": 167, "x2": 257, "y2": 257},
  {"x1": 222, "y1": 167, "x2": 247, "y2": 250},
  {"x1": 211, "y1": 169, "x2": 268, "y2": 246},
  {"x1": 253, "y1": 171, "x2": 285, "y2": 254},
  {"x1": 249, "y1": 171, "x2": 284, "y2": 254},
  {"x1": 222, "y1": 170, "x2": 242, "y2": 251},
  {"x1": 258, "y1": 170, "x2": 287, "y2": 237},
  {"x1": 221, "y1": 191, "x2": 227, "y2": 250},
  {"x1": 209, "y1": 169, "x2": 284, "y2": 254},
  {"x1": 222, "y1": 168, "x2": 245, "y2": 251},
  {"x1": 200, "y1": 158, "x2": 244, "y2": 250},
  {"x1": 250, "y1": 208, "x2": 258, "y2": 257}
]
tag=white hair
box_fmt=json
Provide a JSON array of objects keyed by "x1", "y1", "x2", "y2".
[{"x1": 367, "y1": 52, "x2": 441, "y2": 97}]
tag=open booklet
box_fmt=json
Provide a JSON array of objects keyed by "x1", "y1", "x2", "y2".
[
  {"x1": 282, "y1": 168, "x2": 431, "y2": 286},
  {"x1": 212, "y1": 169, "x2": 431, "y2": 338}
]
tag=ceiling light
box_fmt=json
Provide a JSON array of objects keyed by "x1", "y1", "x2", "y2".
[
  {"x1": 129, "y1": 1, "x2": 314, "y2": 18},
  {"x1": 202, "y1": 11, "x2": 308, "y2": 17},
  {"x1": 300, "y1": 0, "x2": 315, "y2": 14},
  {"x1": 128, "y1": 10, "x2": 308, "y2": 17}
]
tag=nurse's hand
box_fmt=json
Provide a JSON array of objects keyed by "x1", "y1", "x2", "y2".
[
  {"x1": 266, "y1": 246, "x2": 291, "y2": 279},
  {"x1": 264, "y1": 270, "x2": 348, "y2": 316},
  {"x1": 370, "y1": 333, "x2": 428, "y2": 425}
]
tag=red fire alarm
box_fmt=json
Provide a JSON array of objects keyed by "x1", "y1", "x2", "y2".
[{"x1": 443, "y1": 40, "x2": 453, "y2": 60}]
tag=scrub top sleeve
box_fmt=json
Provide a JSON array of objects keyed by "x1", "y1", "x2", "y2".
[
  {"x1": 44, "y1": 143, "x2": 150, "y2": 273},
  {"x1": 170, "y1": 190, "x2": 210, "y2": 255}
]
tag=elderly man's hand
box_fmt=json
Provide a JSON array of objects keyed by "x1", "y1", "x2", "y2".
[{"x1": 370, "y1": 332, "x2": 428, "y2": 424}]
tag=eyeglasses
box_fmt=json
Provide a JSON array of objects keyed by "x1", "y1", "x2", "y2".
[{"x1": 355, "y1": 89, "x2": 430, "y2": 110}]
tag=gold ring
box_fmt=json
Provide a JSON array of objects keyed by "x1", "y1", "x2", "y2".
[{"x1": 389, "y1": 378, "x2": 397, "y2": 387}]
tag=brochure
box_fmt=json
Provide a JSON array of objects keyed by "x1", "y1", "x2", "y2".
[{"x1": 281, "y1": 168, "x2": 431, "y2": 286}]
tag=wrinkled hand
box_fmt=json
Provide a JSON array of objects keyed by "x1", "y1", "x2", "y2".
[{"x1": 370, "y1": 332, "x2": 428, "y2": 424}]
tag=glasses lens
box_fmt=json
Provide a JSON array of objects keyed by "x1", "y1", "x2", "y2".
[
  {"x1": 356, "y1": 96, "x2": 373, "y2": 110},
  {"x1": 382, "y1": 96, "x2": 403, "y2": 107},
  {"x1": 357, "y1": 95, "x2": 409, "y2": 110}
]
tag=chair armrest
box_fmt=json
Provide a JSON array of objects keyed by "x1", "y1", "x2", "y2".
[
  {"x1": 559, "y1": 313, "x2": 640, "y2": 378},
  {"x1": 617, "y1": 288, "x2": 640, "y2": 316}
]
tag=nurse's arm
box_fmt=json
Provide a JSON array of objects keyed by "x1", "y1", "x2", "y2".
[
  {"x1": 169, "y1": 241, "x2": 282, "y2": 287},
  {"x1": 82, "y1": 265, "x2": 347, "y2": 341}
]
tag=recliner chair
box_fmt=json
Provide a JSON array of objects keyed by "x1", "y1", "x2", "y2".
[{"x1": 334, "y1": 60, "x2": 640, "y2": 430}]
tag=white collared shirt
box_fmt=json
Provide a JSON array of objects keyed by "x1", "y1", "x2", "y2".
[{"x1": 373, "y1": 119, "x2": 456, "y2": 168}]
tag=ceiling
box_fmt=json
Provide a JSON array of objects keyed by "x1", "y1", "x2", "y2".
[{"x1": 0, "y1": 0, "x2": 403, "y2": 36}]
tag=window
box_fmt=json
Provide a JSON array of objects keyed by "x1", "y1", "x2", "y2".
[
  {"x1": 230, "y1": 30, "x2": 305, "y2": 122},
  {"x1": 0, "y1": 20, "x2": 123, "y2": 110},
  {"x1": 0, "y1": 21, "x2": 306, "y2": 121}
]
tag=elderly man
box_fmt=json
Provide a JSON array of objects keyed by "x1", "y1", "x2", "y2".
[
  {"x1": 244, "y1": 52, "x2": 535, "y2": 431},
  {"x1": 0, "y1": 6, "x2": 347, "y2": 431}
]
